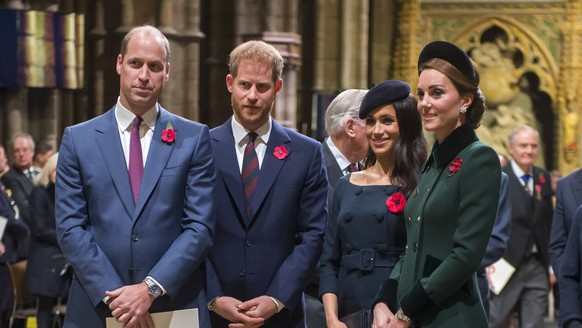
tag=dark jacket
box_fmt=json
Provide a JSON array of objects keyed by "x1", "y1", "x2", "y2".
[
  {"x1": 25, "y1": 183, "x2": 71, "y2": 298},
  {"x1": 375, "y1": 124, "x2": 500, "y2": 327}
]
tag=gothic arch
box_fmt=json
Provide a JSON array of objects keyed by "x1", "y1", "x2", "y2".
[{"x1": 445, "y1": 16, "x2": 558, "y2": 168}]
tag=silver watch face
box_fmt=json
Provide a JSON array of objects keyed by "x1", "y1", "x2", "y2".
[{"x1": 149, "y1": 284, "x2": 161, "y2": 295}]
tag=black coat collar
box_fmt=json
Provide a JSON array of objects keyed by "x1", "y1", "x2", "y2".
[{"x1": 423, "y1": 124, "x2": 479, "y2": 171}]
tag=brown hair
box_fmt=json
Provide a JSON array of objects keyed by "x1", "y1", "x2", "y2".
[{"x1": 228, "y1": 40, "x2": 284, "y2": 83}]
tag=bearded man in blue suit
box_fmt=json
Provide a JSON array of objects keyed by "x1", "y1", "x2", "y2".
[
  {"x1": 206, "y1": 40, "x2": 328, "y2": 327},
  {"x1": 56, "y1": 25, "x2": 215, "y2": 328}
]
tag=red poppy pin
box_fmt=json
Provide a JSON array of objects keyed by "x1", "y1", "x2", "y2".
[
  {"x1": 274, "y1": 145, "x2": 288, "y2": 160},
  {"x1": 448, "y1": 157, "x2": 463, "y2": 176},
  {"x1": 386, "y1": 192, "x2": 406, "y2": 214},
  {"x1": 161, "y1": 121, "x2": 176, "y2": 144},
  {"x1": 539, "y1": 175, "x2": 546, "y2": 184},
  {"x1": 535, "y1": 184, "x2": 542, "y2": 201}
]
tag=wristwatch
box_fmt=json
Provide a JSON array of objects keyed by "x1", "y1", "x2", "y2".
[
  {"x1": 395, "y1": 308, "x2": 411, "y2": 322},
  {"x1": 207, "y1": 296, "x2": 219, "y2": 311},
  {"x1": 143, "y1": 276, "x2": 163, "y2": 298}
]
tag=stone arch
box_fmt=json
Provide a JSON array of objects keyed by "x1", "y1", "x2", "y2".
[{"x1": 447, "y1": 16, "x2": 558, "y2": 168}]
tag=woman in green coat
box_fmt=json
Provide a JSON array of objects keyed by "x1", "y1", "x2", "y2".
[{"x1": 371, "y1": 41, "x2": 501, "y2": 328}]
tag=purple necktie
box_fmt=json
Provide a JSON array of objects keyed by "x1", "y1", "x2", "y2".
[
  {"x1": 242, "y1": 132, "x2": 259, "y2": 217},
  {"x1": 129, "y1": 116, "x2": 143, "y2": 203}
]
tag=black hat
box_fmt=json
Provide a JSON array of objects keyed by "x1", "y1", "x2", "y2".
[
  {"x1": 359, "y1": 80, "x2": 411, "y2": 119},
  {"x1": 417, "y1": 40, "x2": 477, "y2": 83}
]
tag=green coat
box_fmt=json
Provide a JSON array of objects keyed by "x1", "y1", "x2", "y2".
[{"x1": 375, "y1": 124, "x2": 500, "y2": 327}]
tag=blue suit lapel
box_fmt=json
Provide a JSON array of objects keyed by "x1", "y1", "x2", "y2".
[
  {"x1": 95, "y1": 109, "x2": 134, "y2": 219},
  {"x1": 573, "y1": 170, "x2": 582, "y2": 205},
  {"x1": 135, "y1": 107, "x2": 174, "y2": 217},
  {"x1": 212, "y1": 119, "x2": 247, "y2": 224},
  {"x1": 248, "y1": 120, "x2": 290, "y2": 222}
]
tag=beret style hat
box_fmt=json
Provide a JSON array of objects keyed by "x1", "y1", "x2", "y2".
[
  {"x1": 359, "y1": 80, "x2": 411, "y2": 119},
  {"x1": 417, "y1": 40, "x2": 477, "y2": 83}
]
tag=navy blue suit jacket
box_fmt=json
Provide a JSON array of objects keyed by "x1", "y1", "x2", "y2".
[
  {"x1": 0, "y1": 185, "x2": 28, "y2": 264},
  {"x1": 551, "y1": 168, "x2": 582, "y2": 278},
  {"x1": 480, "y1": 172, "x2": 511, "y2": 269},
  {"x1": 56, "y1": 107, "x2": 216, "y2": 327},
  {"x1": 207, "y1": 118, "x2": 328, "y2": 327},
  {"x1": 559, "y1": 204, "x2": 582, "y2": 326}
]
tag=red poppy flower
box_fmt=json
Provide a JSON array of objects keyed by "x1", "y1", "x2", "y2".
[
  {"x1": 274, "y1": 145, "x2": 288, "y2": 160},
  {"x1": 161, "y1": 121, "x2": 176, "y2": 144},
  {"x1": 449, "y1": 157, "x2": 463, "y2": 176},
  {"x1": 386, "y1": 192, "x2": 406, "y2": 214},
  {"x1": 535, "y1": 184, "x2": 542, "y2": 194},
  {"x1": 539, "y1": 175, "x2": 546, "y2": 184}
]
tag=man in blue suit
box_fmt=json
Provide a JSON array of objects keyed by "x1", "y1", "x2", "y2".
[
  {"x1": 206, "y1": 40, "x2": 328, "y2": 327},
  {"x1": 550, "y1": 168, "x2": 582, "y2": 278},
  {"x1": 56, "y1": 25, "x2": 216, "y2": 328},
  {"x1": 558, "y1": 205, "x2": 582, "y2": 328}
]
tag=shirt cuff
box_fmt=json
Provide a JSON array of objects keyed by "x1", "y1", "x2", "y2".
[
  {"x1": 146, "y1": 275, "x2": 167, "y2": 295},
  {"x1": 268, "y1": 296, "x2": 285, "y2": 313}
]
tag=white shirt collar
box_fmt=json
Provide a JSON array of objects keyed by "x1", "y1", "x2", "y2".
[
  {"x1": 231, "y1": 116, "x2": 272, "y2": 146},
  {"x1": 511, "y1": 160, "x2": 532, "y2": 179},
  {"x1": 325, "y1": 137, "x2": 351, "y2": 171},
  {"x1": 114, "y1": 98, "x2": 158, "y2": 132}
]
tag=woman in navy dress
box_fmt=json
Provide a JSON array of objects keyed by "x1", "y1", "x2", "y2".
[{"x1": 319, "y1": 80, "x2": 426, "y2": 328}]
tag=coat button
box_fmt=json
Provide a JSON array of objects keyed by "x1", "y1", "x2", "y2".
[
  {"x1": 131, "y1": 234, "x2": 139, "y2": 242},
  {"x1": 246, "y1": 240, "x2": 252, "y2": 247},
  {"x1": 413, "y1": 243, "x2": 418, "y2": 252},
  {"x1": 239, "y1": 269, "x2": 246, "y2": 277}
]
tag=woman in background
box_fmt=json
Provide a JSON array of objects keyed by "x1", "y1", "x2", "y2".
[
  {"x1": 371, "y1": 41, "x2": 501, "y2": 328},
  {"x1": 319, "y1": 80, "x2": 426, "y2": 328},
  {"x1": 25, "y1": 153, "x2": 70, "y2": 328}
]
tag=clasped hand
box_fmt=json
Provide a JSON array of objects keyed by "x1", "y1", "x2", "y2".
[
  {"x1": 213, "y1": 295, "x2": 279, "y2": 328},
  {"x1": 106, "y1": 282, "x2": 154, "y2": 328},
  {"x1": 371, "y1": 303, "x2": 410, "y2": 328}
]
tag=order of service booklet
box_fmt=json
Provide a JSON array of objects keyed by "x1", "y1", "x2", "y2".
[
  {"x1": 488, "y1": 257, "x2": 516, "y2": 295},
  {"x1": 106, "y1": 308, "x2": 198, "y2": 328}
]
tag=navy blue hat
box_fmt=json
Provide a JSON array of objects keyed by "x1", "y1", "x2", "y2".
[
  {"x1": 359, "y1": 80, "x2": 411, "y2": 119},
  {"x1": 418, "y1": 40, "x2": 477, "y2": 83}
]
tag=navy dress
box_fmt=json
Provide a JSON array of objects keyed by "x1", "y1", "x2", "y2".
[{"x1": 319, "y1": 175, "x2": 406, "y2": 317}]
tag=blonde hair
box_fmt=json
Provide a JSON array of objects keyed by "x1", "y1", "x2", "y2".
[{"x1": 33, "y1": 152, "x2": 58, "y2": 187}]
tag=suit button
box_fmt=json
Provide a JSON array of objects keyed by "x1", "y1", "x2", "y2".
[
  {"x1": 239, "y1": 269, "x2": 246, "y2": 277},
  {"x1": 131, "y1": 234, "x2": 139, "y2": 242},
  {"x1": 413, "y1": 243, "x2": 418, "y2": 252},
  {"x1": 246, "y1": 240, "x2": 252, "y2": 247}
]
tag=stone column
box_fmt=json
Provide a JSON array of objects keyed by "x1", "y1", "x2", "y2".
[
  {"x1": 558, "y1": 0, "x2": 582, "y2": 173},
  {"x1": 181, "y1": 0, "x2": 205, "y2": 121}
]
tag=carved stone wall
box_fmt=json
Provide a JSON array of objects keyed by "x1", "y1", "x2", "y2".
[{"x1": 402, "y1": 0, "x2": 577, "y2": 172}]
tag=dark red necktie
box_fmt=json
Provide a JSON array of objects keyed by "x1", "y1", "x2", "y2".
[
  {"x1": 242, "y1": 132, "x2": 259, "y2": 217},
  {"x1": 347, "y1": 163, "x2": 358, "y2": 172},
  {"x1": 129, "y1": 116, "x2": 143, "y2": 203}
]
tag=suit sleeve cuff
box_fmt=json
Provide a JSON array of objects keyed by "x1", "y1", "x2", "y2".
[
  {"x1": 268, "y1": 296, "x2": 285, "y2": 313},
  {"x1": 146, "y1": 275, "x2": 167, "y2": 296},
  {"x1": 372, "y1": 278, "x2": 398, "y2": 313},
  {"x1": 399, "y1": 280, "x2": 438, "y2": 319}
]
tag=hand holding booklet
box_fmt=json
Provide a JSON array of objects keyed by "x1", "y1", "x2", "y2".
[
  {"x1": 106, "y1": 308, "x2": 198, "y2": 328},
  {"x1": 487, "y1": 257, "x2": 516, "y2": 295}
]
